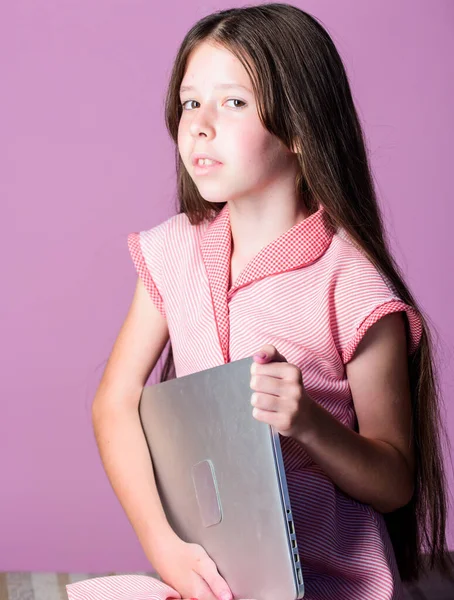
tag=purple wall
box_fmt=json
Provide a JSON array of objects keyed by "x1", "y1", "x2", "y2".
[{"x1": 1, "y1": 0, "x2": 453, "y2": 572}]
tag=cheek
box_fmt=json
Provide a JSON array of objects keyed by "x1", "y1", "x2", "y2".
[
  {"x1": 177, "y1": 121, "x2": 186, "y2": 149},
  {"x1": 239, "y1": 135, "x2": 284, "y2": 175},
  {"x1": 228, "y1": 121, "x2": 281, "y2": 164},
  {"x1": 177, "y1": 123, "x2": 191, "y2": 169}
]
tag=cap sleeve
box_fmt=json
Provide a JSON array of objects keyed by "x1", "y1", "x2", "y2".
[
  {"x1": 331, "y1": 246, "x2": 423, "y2": 364},
  {"x1": 127, "y1": 225, "x2": 166, "y2": 319},
  {"x1": 341, "y1": 299, "x2": 423, "y2": 364}
]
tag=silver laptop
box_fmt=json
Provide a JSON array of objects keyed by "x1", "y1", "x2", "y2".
[{"x1": 139, "y1": 356, "x2": 305, "y2": 600}]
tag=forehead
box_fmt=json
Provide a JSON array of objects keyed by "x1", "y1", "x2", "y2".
[{"x1": 181, "y1": 42, "x2": 252, "y2": 90}]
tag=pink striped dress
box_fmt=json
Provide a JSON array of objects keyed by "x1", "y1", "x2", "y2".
[{"x1": 67, "y1": 204, "x2": 422, "y2": 600}]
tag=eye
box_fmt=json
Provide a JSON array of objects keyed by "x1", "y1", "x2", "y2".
[
  {"x1": 180, "y1": 98, "x2": 247, "y2": 111},
  {"x1": 225, "y1": 99, "x2": 246, "y2": 109},
  {"x1": 180, "y1": 100, "x2": 199, "y2": 110}
]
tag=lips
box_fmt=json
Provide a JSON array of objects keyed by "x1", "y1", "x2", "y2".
[
  {"x1": 192, "y1": 154, "x2": 224, "y2": 176},
  {"x1": 191, "y1": 153, "x2": 223, "y2": 166}
]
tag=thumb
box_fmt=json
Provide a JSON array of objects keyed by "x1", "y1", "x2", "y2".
[{"x1": 253, "y1": 344, "x2": 287, "y2": 364}]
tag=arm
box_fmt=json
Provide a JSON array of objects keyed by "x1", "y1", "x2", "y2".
[
  {"x1": 251, "y1": 311, "x2": 415, "y2": 513},
  {"x1": 92, "y1": 276, "x2": 176, "y2": 560},
  {"x1": 296, "y1": 311, "x2": 415, "y2": 513},
  {"x1": 92, "y1": 277, "x2": 233, "y2": 600}
]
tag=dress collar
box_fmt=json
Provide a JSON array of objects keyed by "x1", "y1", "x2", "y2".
[{"x1": 200, "y1": 203, "x2": 335, "y2": 362}]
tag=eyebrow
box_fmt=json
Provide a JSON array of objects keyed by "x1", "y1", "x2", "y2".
[{"x1": 179, "y1": 83, "x2": 253, "y2": 94}]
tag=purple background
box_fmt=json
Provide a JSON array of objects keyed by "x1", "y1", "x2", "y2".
[{"x1": 1, "y1": 0, "x2": 453, "y2": 572}]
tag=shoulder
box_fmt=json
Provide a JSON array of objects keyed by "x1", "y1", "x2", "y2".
[
  {"x1": 126, "y1": 212, "x2": 210, "y2": 317},
  {"x1": 130, "y1": 211, "x2": 209, "y2": 256},
  {"x1": 323, "y1": 228, "x2": 421, "y2": 362},
  {"x1": 137, "y1": 211, "x2": 198, "y2": 240},
  {"x1": 128, "y1": 211, "x2": 214, "y2": 288},
  {"x1": 140, "y1": 213, "x2": 207, "y2": 243},
  {"x1": 325, "y1": 228, "x2": 398, "y2": 295}
]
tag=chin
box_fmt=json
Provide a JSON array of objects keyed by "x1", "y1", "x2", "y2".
[
  {"x1": 200, "y1": 196, "x2": 229, "y2": 205},
  {"x1": 197, "y1": 186, "x2": 232, "y2": 205}
]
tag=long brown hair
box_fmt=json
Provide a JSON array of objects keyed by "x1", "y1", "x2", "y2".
[{"x1": 158, "y1": 2, "x2": 452, "y2": 581}]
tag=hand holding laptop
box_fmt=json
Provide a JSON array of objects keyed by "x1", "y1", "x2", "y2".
[
  {"x1": 149, "y1": 531, "x2": 233, "y2": 600},
  {"x1": 250, "y1": 345, "x2": 312, "y2": 440}
]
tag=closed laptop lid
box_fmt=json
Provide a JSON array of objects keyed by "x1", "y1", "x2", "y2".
[{"x1": 139, "y1": 356, "x2": 303, "y2": 600}]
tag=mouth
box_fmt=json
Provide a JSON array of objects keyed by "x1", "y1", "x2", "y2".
[{"x1": 193, "y1": 157, "x2": 224, "y2": 176}]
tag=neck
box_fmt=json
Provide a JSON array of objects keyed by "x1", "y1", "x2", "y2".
[{"x1": 228, "y1": 196, "x2": 309, "y2": 263}]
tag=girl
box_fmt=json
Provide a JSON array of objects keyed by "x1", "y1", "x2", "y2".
[{"x1": 67, "y1": 4, "x2": 452, "y2": 600}]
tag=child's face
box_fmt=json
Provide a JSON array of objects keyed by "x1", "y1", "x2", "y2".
[{"x1": 177, "y1": 41, "x2": 296, "y2": 205}]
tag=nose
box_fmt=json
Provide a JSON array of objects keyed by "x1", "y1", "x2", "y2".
[{"x1": 189, "y1": 106, "x2": 216, "y2": 140}]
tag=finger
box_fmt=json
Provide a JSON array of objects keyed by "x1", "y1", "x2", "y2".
[
  {"x1": 193, "y1": 576, "x2": 218, "y2": 600},
  {"x1": 253, "y1": 406, "x2": 294, "y2": 433},
  {"x1": 251, "y1": 392, "x2": 279, "y2": 412},
  {"x1": 252, "y1": 344, "x2": 287, "y2": 364},
  {"x1": 196, "y1": 560, "x2": 233, "y2": 600},
  {"x1": 252, "y1": 389, "x2": 302, "y2": 424},
  {"x1": 251, "y1": 360, "x2": 300, "y2": 382},
  {"x1": 252, "y1": 406, "x2": 281, "y2": 426},
  {"x1": 250, "y1": 373, "x2": 282, "y2": 396}
]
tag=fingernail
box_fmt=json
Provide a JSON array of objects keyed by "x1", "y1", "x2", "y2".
[
  {"x1": 221, "y1": 594, "x2": 232, "y2": 600},
  {"x1": 254, "y1": 351, "x2": 266, "y2": 359}
]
